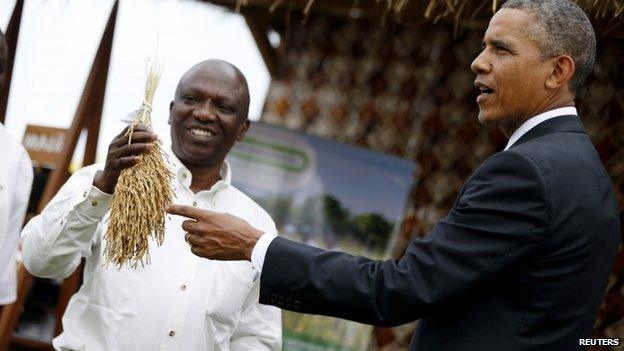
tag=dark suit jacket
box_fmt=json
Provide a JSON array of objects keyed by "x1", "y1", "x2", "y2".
[{"x1": 259, "y1": 115, "x2": 621, "y2": 350}]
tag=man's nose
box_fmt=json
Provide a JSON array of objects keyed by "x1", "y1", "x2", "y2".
[
  {"x1": 193, "y1": 101, "x2": 217, "y2": 121},
  {"x1": 470, "y1": 51, "x2": 490, "y2": 75}
]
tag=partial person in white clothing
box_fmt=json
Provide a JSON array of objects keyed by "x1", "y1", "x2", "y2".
[
  {"x1": 21, "y1": 59, "x2": 281, "y2": 351},
  {"x1": 0, "y1": 29, "x2": 34, "y2": 309}
]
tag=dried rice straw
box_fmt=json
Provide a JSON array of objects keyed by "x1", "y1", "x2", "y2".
[{"x1": 104, "y1": 59, "x2": 174, "y2": 269}]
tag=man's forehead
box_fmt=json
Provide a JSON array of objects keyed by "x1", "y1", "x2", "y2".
[
  {"x1": 483, "y1": 9, "x2": 531, "y2": 44},
  {"x1": 178, "y1": 67, "x2": 244, "y2": 94},
  {"x1": 182, "y1": 73, "x2": 237, "y2": 89}
]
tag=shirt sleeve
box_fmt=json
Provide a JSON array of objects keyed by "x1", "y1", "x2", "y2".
[
  {"x1": 251, "y1": 232, "x2": 278, "y2": 273},
  {"x1": 21, "y1": 166, "x2": 110, "y2": 279}
]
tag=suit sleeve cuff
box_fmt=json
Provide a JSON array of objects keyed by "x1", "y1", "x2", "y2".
[{"x1": 251, "y1": 232, "x2": 278, "y2": 273}]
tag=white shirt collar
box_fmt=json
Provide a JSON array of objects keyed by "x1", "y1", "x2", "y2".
[{"x1": 504, "y1": 107, "x2": 577, "y2": 151}]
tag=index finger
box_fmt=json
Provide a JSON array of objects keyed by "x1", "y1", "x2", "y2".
[{"x1": 166, "y1": 204, "x2": 204, "y2": 220}]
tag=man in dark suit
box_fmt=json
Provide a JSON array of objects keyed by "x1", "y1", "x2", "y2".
[{"x1": 167, "y1": 0, "x2": 621, "y2": 349}]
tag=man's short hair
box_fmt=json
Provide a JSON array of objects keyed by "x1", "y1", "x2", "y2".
[{"x1": 501, "y1": 0, "x2": 596, "y2": 93}]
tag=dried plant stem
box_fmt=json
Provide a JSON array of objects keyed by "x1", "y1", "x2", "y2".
[{"x1": 104, "y1": 59, "x2": 173, "y2": 269}]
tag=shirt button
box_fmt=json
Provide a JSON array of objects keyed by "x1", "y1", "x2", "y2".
[
  {"x1": 82, "y1": 191, "x2": 87, "y2": 198},
  {"x1": 192, "y1": 201, "x2": 197, "y2": 207},
  {"x1": 181, "y1": 173, "x2": 187, "y2": 179},
  {"x1": 169, "y1": 330, "x2": 175, "y2": 337},
  {"x1": 0, "y1": 185, "x2": 4, "y2": 192},
  {"x1": 180, "y1": 284, "x2": 187, "y2": 291},
  {"x1": 91, "y1": 200, "x2": 98, "y2": 206}
]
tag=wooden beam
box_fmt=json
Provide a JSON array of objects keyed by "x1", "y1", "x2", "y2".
[
  {"x1": 243, "y1": 10, "x2": 279, "y2": 75},
  {"x1": 82, "y1": 0, "x2": 118, "y2": 167},
  {"x1": 39, "y1": 0, "x2": 118, "y2": 208},
  {"x1": 0, "y1": 0, "x2": 24, "y2": 124}
]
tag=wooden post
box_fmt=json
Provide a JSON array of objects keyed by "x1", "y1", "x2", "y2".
[
  {"x1": 40, "y1": 0, "x2": 118, "y2": 208},
  {"x1": 243, "y1": 10, "x2": 279, "y2": 76},
  {"x1": 0, "y1": 0, "x2": 24, "y2": 124}
]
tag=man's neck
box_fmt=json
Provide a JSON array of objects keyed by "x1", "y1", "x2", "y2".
[
  {"x1": 183, "y1": 161, "x2": 223, "y2": 193},
  {"x1": 501, "y1": 96, "x2": 576, "y2": 138}
]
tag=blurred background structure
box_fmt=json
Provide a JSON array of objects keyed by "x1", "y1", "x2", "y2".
[{"x1": 0, "y1": 0, "x2": 622, "y2": 350}]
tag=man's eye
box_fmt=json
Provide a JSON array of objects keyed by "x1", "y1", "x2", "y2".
[
  {"x1": 183, "y1": 95, "x2": 196, "y2": 103},
  {"x1": 218, "y1": 104, "x2": 233, "y2": 113}
]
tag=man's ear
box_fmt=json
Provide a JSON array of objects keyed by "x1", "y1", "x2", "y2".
[
  {"x1": 546, "y1": 55, "x2": 575, "y2": 90},
  {"x1": 236, "y1": 119, "x2": 250, "y2": 142},
  {"x1": 168, "y1": 101, "x2": 174, "y2": 124}
]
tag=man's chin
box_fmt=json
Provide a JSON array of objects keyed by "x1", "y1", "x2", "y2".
[
  {"x1": 175, "y1": 148, "x2": 221, "y2": 168},
  {"x1": 184, "y1": 155, "x2": 220, "y2": 167},
  {"x1": 477, "y1": 112, "x2": 494, "y2": 126}
]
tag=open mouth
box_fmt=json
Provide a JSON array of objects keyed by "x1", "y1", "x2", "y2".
[
  {"x1": 478, "y1": 87, "x2": 494, "y2": 95},
  {"x1": 475, "y1": 81, "x2": 494, "y2": 102}
]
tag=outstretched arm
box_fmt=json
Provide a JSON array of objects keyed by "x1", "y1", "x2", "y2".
[{"x1": 168, "y1": 151, "x2": 547, "y2": 326}]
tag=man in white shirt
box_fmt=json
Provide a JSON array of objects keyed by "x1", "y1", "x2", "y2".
[
  {"x1": 166, "y1": 1, "x2": 620, "y2": 350},
  {"x1": 0, "y1": 29, "x2": 34, "y2": 309},
  {"x1": 21, "y1": 59, "x2": 281, "y2": 351}
]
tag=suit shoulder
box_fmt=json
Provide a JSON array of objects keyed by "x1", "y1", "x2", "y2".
[
  {"x1": 474, "y1": 149, "x2": 544, "y2": 183},
  {"x1": 509, "y1": 132, "x2": 606, "y2": 181}
]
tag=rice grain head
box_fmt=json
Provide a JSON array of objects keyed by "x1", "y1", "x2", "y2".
[{"x1": 103, "y1": 59, "x2": 174, "y2": 269}]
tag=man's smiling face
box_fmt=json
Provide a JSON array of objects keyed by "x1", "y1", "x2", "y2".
[{"x1": 169, "y1": 61, "x2": 250, "y2": 168}]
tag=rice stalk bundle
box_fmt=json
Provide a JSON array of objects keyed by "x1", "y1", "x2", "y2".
[{"x1": 104, "y1": 60, "x2": 174, "y2": 269}]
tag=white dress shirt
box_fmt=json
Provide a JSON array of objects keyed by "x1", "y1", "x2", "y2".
[
  {"x1": 21, "y1": 150, "x2": 281, "y2": 351},
  {"x1": 0, "y1": 123, "x2": 33, "y2": 304},
  {"x1": 251, "y1": 107, "x2": 579, "y2": 273}
]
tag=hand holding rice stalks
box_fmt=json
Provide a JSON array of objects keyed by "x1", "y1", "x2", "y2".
[{"x1": 104, "y1": 60, "x2": 174, "y2": 268}]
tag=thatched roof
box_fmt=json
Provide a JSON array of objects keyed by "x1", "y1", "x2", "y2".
[
  {"x1": 208, "y1": 0, "x2": 623, "y2": 23},
  {"x1": 203, "y1": 0, "x2": 624, "y2": 75}
]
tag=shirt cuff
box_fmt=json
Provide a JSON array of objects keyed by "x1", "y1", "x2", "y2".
[
  {"x1": 251, "y1": 232, "x2": 278, "y2": 273},
  {"x1": 74, "y1": 185, "x2": 113, "y2": 221}
]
